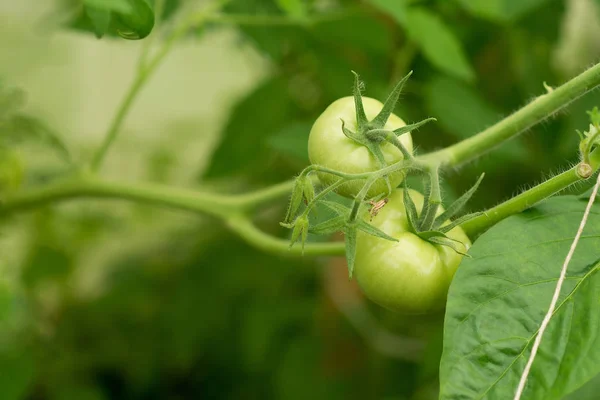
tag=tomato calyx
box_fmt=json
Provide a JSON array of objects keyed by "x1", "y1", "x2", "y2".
[
  {"x1": 401, "y1": 174, "x2": 485, "y2": 255},
  {"x1": 340, "y1": 71, "x2": 435, "y2": 168}
]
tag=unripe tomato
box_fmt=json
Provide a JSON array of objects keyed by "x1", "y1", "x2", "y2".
[
  {"x1": 354, "y1": 189, "x2": 471, "y2": 314},
  {"x1": 308, "y1": 97, "x2": 413, "y2": 199}
]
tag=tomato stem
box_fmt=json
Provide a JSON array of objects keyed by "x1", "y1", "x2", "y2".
[
  {"x1": 461, "y1": 148, "x2": 600, "y2": 238},
  {"x1": 419, "y1": 62, "x2": 600, "y2": 168}
]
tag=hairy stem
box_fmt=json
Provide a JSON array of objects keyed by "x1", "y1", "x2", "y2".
[
  {"x1": 420, "y1": 62, "x2": 600, "y2": 167},
  {"x1": 461, "y1": 149, "x2": 600, "y2": 237},
  {"x1": 0, "y1": 175, "x2": 339, "y2": 256},
  {"x1": 226, "y1": 215, "x2": 345, "y2": 256}
]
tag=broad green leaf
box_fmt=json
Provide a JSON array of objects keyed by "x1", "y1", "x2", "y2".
[
  {"x1": 374, "y1": 5, "x2": 474, "y2": 82},
  {"x1": 440, "y1": 195, "x2": 600, "y2": 399},
  {"x1": 455, "y1": 0, "x2": 554, "y2": 23},
  {"x1": 276, "y1": 0, "x2": 307, "y2": 17}
]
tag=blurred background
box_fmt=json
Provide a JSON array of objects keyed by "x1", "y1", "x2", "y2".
[{"x1": 1, "y1": 0, "x2": 600, "y2": 399}]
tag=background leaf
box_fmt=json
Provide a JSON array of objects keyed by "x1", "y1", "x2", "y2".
[
  {"x1": 371, "y1": 2, "x2": 474, "y2": 81},
  {"x1": 455, "y1": 0, "x2": 556, "y2": 23},
  {"x1": 440, "y1": 195, "x2": 600, "y2": 399}
]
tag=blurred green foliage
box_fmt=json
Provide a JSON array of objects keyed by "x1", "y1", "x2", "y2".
[{"x1": 2, "y1": 0, "x2": 600, "y2": 399}]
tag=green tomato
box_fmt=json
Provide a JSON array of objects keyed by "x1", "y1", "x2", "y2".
[
  {"x1": 0, "y1": 148, "x2": 24, "y2": 196},
  {"x1": 308, "y1": 96, "x2": 413, "y2": 199},
  {"x1": 354, "y1": 189, "x2": 471, "y2": 314}
]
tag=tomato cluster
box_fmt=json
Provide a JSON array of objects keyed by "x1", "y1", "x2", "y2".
[{"x1": 307, "y1": 96, "x2": 470, "y2": 314}]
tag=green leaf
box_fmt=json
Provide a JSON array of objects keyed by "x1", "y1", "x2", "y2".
[
  {"x1": 373, "y1": 5, "x2": 474, "y2": 82},
  {"x1": 404, "y1": 8, "x2": 474, "y2": 81},
  {"x1": 83, "y1": 0, "x2": 134, "y2": 14},
  {"x1": 455, "y1": 0, "x2": 554, "y2": 23},
  {"x1": 440, "y1": 195, "x2": 600, "y2": 399},
  {"x1": 112, "y1": 0, "x2": 155, "y2": 40},
  {"x1": 68, "y1": 0, "x2": 155, "y2": 40},
  {"x1": 85, "y1": 6, "x2": 111, "y2": 38},
  {"x1": 275, "y1": 0, "x2": 307, "y2": 18},
  {"x1": 369, "y1": 0, "x2": 408, "y2": 25},
  {"x1": 425, "y1": 76, "x2": 499, "y2": 140}
]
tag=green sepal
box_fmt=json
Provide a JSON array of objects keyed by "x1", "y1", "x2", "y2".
[
  {"x1": 351, "y1": 71, "x2": 368, "y2": 130},
  {"x1": 429, "y1": 236, "x2": 471, "y2": 257},
  {"x1": 284, "y1": 178, "x2": 305, "y2": 223},
  {"x1": 319, "y1": 200, "x2": 351, "y2": 216},
  {"x1": 437, "y1": 212, "x2": 483, "y2": 234},
  {"x1": 289, "y1": 215, "x2": 309, "y2": 253},
  {"x1": 309, "y1": 215, "x2": 345, "y2": 235},
  {"x1": 433, "y1": 173, "x2": 485, "y2": 229},
  {"x1": 418, "y1": 199, "x2": 440, "y2": 232},
  {"x1": 371, "y1": 71, "x2": 413, "y2": 128},
  {"x1": 403, "y1": 182, "x2": 420, "y2": 233},
  {"x1": 392, "y1": 117, "x2": 437, "y2": 137},
  {"x1": 341, "y1": 119, "x2": 367, "y2": 145},
  {"x1": 418, "y1": 175, "x2": 432, "y2": 227},
  {"x1": 417, "y1": 230, "x2": 447, "y2": 240},
  {"x1": 345, "y1": 227, "x2": 357, "y2": 278},
  {"x1": 301, "y1": 176, "x2": 315, "y2": 204},
  {"x1": 356, "y1": 220, "x2": 398, "y2": 242},
  {"x1": 587, "y1": 106, "x2": 600, "y2": 126}
]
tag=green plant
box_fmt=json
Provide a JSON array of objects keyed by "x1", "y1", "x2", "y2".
[{"x1": 3, "y1": 0, "x2": 600, "y2": 399}]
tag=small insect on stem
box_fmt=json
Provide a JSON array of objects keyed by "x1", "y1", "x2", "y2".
[{"x1": 369, "y1": 198, "x2": 389, "y2": 221}]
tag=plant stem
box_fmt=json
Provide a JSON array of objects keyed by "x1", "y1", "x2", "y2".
[
  {"x1": 420, "y1": 62, "x2": 600, "y2": 167},
  {"x1": 461, "y1": 150, "x2": 600, "y2": 237},
  {"x1": 0, "y1": 175, "x2": 339, "y2": 256},
  {"x1": 226, "y1": 215, "x2": 345, "y2": 256},
  {"x1": 0, "y1": 175, "x2": 296, "y2": 217}
]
